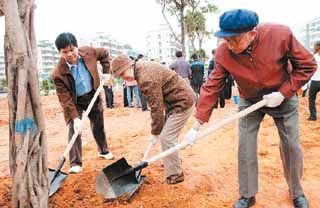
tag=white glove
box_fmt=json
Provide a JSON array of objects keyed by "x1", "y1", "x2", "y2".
[
  {"x1": 263, "y1": 92, "x2": 285, "y2": 107},
  {"x1": 73, "y1": 118, "x2": 84, "y2": 133},
  {"x1": 149, "y1": 135, "x2": 159, "y2": 144},
  {"x1": 184, "y1": 128, "x2": 199, "y2": 145},
  {"x1": 100, "y1": 74, "x2": 111, "y2": 83}
]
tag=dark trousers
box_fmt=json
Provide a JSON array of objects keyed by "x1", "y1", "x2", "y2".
[
  {"x1": 103, "y1": 86, "x2": 114, "y2": 108},
  {"x1": 191, "y1": 81, "x2": 203, "y2": 105},
  {"x1": 140, "y1": 92, "x2": 148, "y2": 111},
  {"x1": 214, "y1": 91, "x2": 225, "y2": 108},
  {"x1": 68, "y1": 91, "x2": 109, "y2": 166},
  {"x1": 308, "y1": 80, "x2": 320, "y2": 119},
  {"x1": 190, "y1": 81, "x2": 202, "y2": 95},
  {"x1": 302, "y1": 89, "x2": 308, "y2": 97}
]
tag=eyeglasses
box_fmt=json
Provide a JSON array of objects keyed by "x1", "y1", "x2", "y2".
[{"x1": 223, "y1": 32, "x2": 247, "y2": 45}]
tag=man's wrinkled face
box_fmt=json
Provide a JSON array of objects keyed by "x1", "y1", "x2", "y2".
[
  {"x1": 119, "y1": 66, "x2": 135, "y2": 81},
  {"x1": 223, "y1": 31, "x2": 256, "y2": 54},
  {"x1": 60, "y1": 45, "x2": 78, "y2": 65}
]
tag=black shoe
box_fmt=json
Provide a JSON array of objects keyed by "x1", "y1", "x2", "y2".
[
  {"x1": 293, "y1": 195, "x2": 308, "y2": 208},
  {"x1": 307, "y1": 117, "x2": 316, "y2": 121},
  {"x1": 233, "y1": 196, "x2": 256, "y2": 208}
]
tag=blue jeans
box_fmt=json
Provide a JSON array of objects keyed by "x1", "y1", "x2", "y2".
[{"x1": 126, "y1": 85, "x2": 140, "y2": 107}]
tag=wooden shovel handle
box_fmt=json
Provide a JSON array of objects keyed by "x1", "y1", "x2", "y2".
[{"x1": 146, "y1": 99, "x2": 267, "y2": 165}]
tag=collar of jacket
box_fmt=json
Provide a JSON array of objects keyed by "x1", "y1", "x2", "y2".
[
  {"x1": 134, "y1": 61, "x2": 143, "y2": 80},
  {"x1": 66, "y1": 56, "x2": 82, "y2": 70},
  {"x1": 240, "y1": 31, "x2": 260, "y2": 55}
]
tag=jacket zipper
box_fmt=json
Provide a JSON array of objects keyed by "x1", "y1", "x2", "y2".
[{"x1": 247, "y1": 51, "x2": 263, "y2": 89}]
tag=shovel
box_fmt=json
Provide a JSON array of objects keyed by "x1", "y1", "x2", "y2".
[
  {"x1": 96, "y1": 134, "x2": 159, "y2": 201},
  {"x1": 49, "y1": 82, "x2": 104, "y2": 196},
  {"x1": 96, "y1": 99, "x2": 267, "y2": 201}
]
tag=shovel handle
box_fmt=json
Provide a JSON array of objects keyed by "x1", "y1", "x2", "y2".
[
  {"x1": 198, "y1": 99, "x2": 267, "y2": 139},
  {"x1": 146, "y1": 99, "x2": 267, "y2": 165},
  {"x1": 50, "y1": 156, "x2": 66, "y2": 184},
  {"x1": 62, "y1": 82, "x2": 104, "y2": 158},
  {"x1": 142, "y1": 136, "x2": 159, "y2": 161}
]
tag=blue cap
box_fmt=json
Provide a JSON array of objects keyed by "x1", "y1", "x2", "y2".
[{"x1": 214, "y1": 9, "x2": 259, "y2": 38}]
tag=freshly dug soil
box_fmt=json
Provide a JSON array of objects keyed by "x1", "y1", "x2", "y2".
[{"x1": 0, "y1": 92, "x2": 319, "y2": 207}]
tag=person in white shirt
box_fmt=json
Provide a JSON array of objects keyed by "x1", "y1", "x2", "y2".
[{"x1": 307, "y1": 40, "x2": 320, "y2": 121}]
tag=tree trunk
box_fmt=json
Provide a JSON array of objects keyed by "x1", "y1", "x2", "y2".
[
  {"x1": 161, "y1": 2, "x2": 181, "y2": 49},
  {"x1": 179, "y1": 8, "x2": 186, "y2": 54},
  {"x1": 3, "y1": 0, "x2": 49, "y2": 207}
]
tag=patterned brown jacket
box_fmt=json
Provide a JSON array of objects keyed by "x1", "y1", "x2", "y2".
[
  {"x1": 135, "y1": 61, "x2": 195, "y2": 135},
  {"x1": 51, "y1": 46, "x2": 110, "y2": 125}
]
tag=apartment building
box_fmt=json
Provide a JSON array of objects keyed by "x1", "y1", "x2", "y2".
[
  {"x1": 296, "y1": 16, "x2": 320, "y2": 51},
  {"x1": 37, "y1": 40, "x2": 60, "y2": 73},
  {"x1": 146, "y1": 24, "x2": 180, "y2": 63},
  {"x1": 0, "y1": 50, "x2": 5, "y2": 80},
  {"x1": 90, "y1": 33, "x2": 139, "y2": 59}
]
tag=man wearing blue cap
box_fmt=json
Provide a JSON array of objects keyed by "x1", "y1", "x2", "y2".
[{"x1": 184, "y1": 9, "x2": 316, "y2": 208}]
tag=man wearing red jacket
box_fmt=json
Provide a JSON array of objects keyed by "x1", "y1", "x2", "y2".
[{"x1": 184, "y1": 9, "x2": 316, "y2": 208}]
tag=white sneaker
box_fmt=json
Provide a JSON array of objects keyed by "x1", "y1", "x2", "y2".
[
  {"x1": 98, "y1": 152, "x2": 115, "y2": 160},
  {"x1": 68, "y1": 165, "x2": 82, "y2": 174}
]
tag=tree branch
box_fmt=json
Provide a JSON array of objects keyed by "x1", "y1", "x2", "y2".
[
  {"x1": 161, "y1": 2, "x2": 181, "y2": 47},
  {"x1": 0, "y1": 0, "x2": 4, "y2": 16}
]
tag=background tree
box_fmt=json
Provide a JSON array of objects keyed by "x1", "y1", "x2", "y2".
[
  {"x1": 1, "y1": 0, "x2": 49, "y2": 207},
  {"x1": 40, "y1": 79, "x2": 54, "y2": 96},
  {"x1": 0, "y1": 78, "x2": 7, "y2": 93},
  {"x1": 156, "y1": 0, "x2": 218, "y2": 57},
  {"x1": 185, "y1": 1, "x2": 218, "y2": 60}
]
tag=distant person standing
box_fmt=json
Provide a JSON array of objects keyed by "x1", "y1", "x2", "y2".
[
  {"x1": 169, "y1": 51, "x2": 191, "y2": 82},
  {"x1": 122, "y1": 81, "x2": 129, "y2": 107},
  {"x1": 136, "y1": 54, "x2": 149, "y2": 111},
  {"x1": 51, "y1": 32, "x2": 114, "y2": 174},
  {"x1": 125, "y1": 79, "x2": 140, "y2": 108},
  {"x1": 307, "y1": 40, "x2": 320, "y2": 121},
  {"x1": 103, "y1": 74, "x2": 114, "y2": 108},
  {"x1": 208, "y1": 49, "x2": 226, "y2": 108},
  {"x1": 207, "y1": 49, "x2": 215, "y2": 76},
  {"x1": 190, "y1": 53, "x2": 204, "y2": 101}
]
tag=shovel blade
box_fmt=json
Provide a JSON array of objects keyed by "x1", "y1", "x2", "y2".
[
  {"x1": 96, "y1": 157, "x2": 145, "y2": 201},
  {"x1": 49, "y1": 168, "x2": 68, "y2": 197}
]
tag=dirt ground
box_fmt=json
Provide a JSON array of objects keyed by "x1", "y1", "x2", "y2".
[{"x1": 0, "y1": 91, "x2": 319, "y2": 208}]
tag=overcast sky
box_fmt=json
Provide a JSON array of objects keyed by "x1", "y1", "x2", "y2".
[{"x1": 0, "y1": 0, "x2": 319, "y2": 52}]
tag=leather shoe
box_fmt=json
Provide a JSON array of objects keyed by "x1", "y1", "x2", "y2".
[
  {"x1": 293, "y1": 195, "x2": 308, "y2": 208},
  {"x1": 233, "y1": 196, "x2": 256, "y2": 208},
  {"x1": 166, "y1": 172, "x2": 184, "y2": 185},
  {"x1": 307, "y1": 117, "x2": 316, "y2": 121}
]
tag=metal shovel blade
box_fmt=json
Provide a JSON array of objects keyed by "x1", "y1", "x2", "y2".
[
  {"x1": 49, "y1": 168, "x2": 68, "y2": 196},
  {"x1": 96, "y1": 157, "x2": 145, "y2": 201}
]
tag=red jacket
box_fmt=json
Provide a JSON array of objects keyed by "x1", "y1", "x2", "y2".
[{"x1": 196, "y1": 23, "x2": 317, "y2": 122}]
